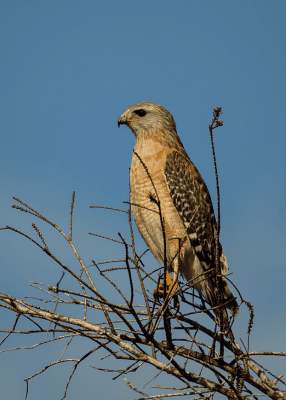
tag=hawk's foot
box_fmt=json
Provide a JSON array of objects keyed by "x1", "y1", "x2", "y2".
[{"x1": 154, "y1": 271, "x2": 179, "y2": 308}]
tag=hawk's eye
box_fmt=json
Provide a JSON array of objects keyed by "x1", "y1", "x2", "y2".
[{"x1": 134, "y1": 109, "x2": 146, "y2": 117}]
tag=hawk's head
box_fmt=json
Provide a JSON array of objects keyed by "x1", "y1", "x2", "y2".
[{"x1": 118, "y1": 102, "x2": 177, "y2": 139}]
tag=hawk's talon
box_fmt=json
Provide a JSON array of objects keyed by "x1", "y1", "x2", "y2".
[{"x1": 153, "y1": 271, "x2": 180, "y2": 308}]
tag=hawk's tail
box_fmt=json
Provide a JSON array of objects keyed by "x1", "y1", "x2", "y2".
[
  {"x1": 204, "y1": 276, "x2": 239, "y2": 342},
  {"x1": 220, "y1": 276, "x2": 239, "y2": 317}
]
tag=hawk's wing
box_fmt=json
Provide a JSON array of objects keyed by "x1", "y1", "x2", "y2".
[{"x1": 164, "y1": 150, "x2": 220, "y2": 272}]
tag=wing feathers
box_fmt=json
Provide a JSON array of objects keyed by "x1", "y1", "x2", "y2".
[{"x1": 164, "y1": 150, "x2": 217, "y2": 271}]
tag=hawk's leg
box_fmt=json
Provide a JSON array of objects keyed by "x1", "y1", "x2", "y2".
[
  {"x1": 154, "y1": 261, "x2": 179, "y2": 308},
  {"x1": 172, "y1": 260, "x2": 179, "y2": 308},
  {"x1": 154, "y1": 271, "x2": 173, "y2": 296}
]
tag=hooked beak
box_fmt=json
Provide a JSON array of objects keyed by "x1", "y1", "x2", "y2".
[{"x1": 117, "y1": 116, "x2": 127, "y2": 128}]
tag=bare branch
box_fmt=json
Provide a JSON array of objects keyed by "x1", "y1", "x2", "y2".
[{"x1": 1, "y1": 106, "x2": 285, "y2": 399}]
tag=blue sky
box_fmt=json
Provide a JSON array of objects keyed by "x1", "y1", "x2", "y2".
[{"x1": 1, "y1": 1, "x2": 286, "y2": 399}]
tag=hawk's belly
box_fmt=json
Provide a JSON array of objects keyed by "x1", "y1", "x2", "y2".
[{"x1": 130, "y1": 151, "x2": 197, "y2": 277}]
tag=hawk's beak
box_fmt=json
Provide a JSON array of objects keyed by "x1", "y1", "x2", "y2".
[{"x1": 118, "y1": 116, "x2": 127, "y2": 128}]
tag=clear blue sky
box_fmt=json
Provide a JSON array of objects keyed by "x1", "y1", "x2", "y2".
[{"x1": 1, "y1": 1, "x2": 285, "y2": 399}]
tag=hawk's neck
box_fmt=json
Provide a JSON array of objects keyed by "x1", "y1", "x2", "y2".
[{"x1": 134, "y1": 128, "x2": 186, "y2": 155}]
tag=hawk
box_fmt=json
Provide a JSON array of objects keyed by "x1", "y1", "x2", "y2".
[{"x1": 118, "y1": 102, "x2": 238, "y2": 331}]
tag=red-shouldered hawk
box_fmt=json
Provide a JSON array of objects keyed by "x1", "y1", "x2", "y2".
[{"x1": 118, "y1": 102, "x2": 238, "y2": 331}]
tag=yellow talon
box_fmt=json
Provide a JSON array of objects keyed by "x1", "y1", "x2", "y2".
[{"x1": 154, "y1": 271, "x2": 179, "y2": 307}]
